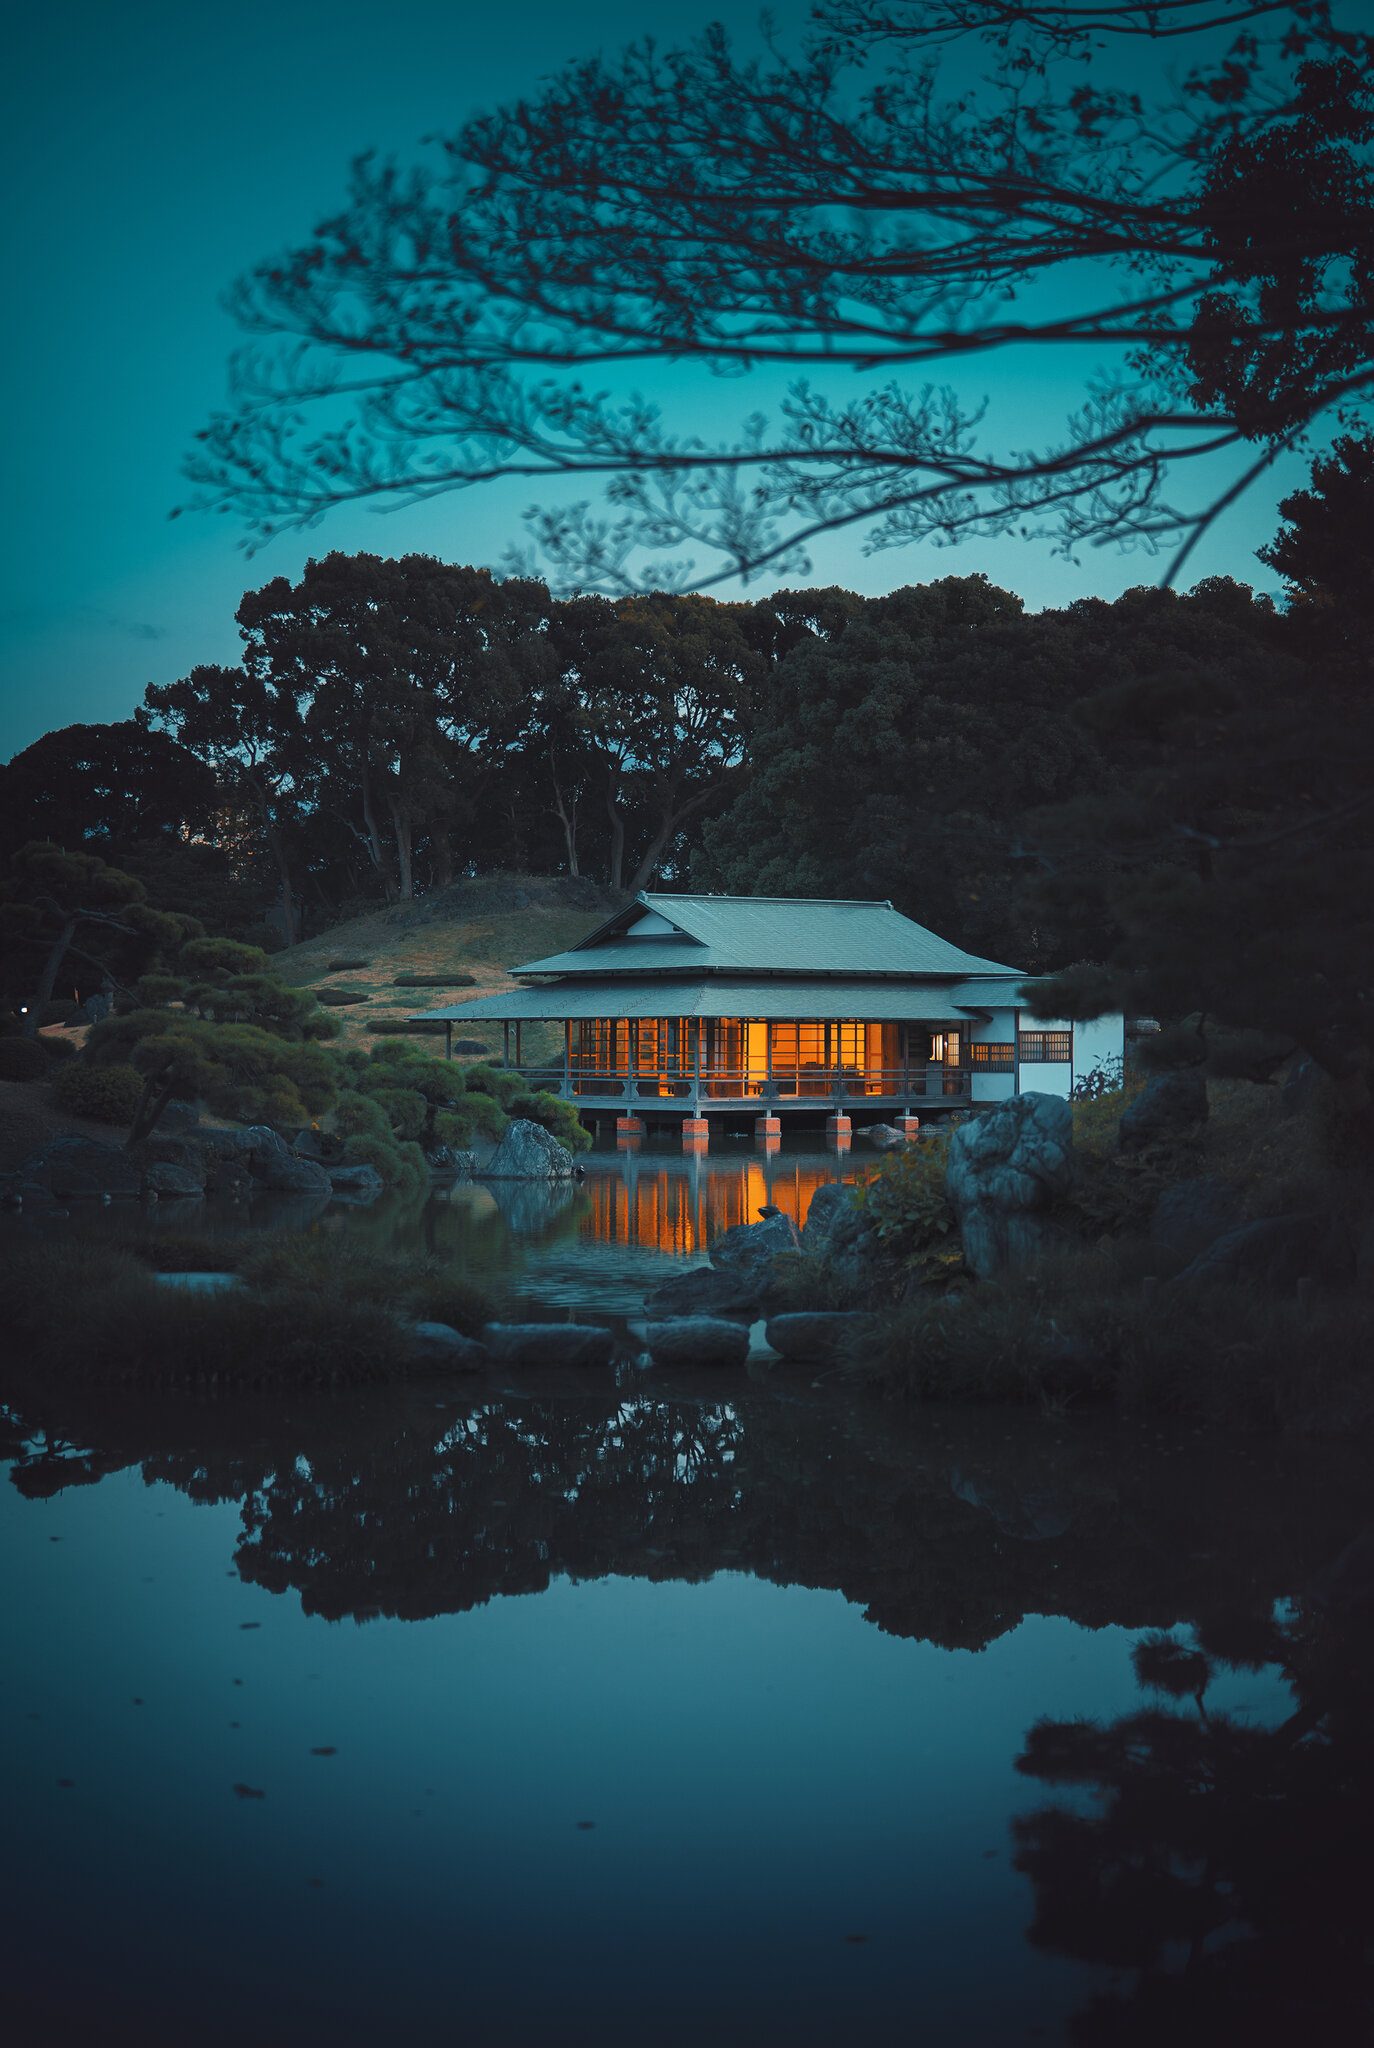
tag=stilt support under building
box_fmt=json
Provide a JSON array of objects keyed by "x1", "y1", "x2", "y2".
[
  {"x1": 754, "y1": 1116, "x2": 781, "y2": 1141},
  {"x1": 825, "y1": 1113, "x2": 852, "y2": 1146},
  {"x1": 616, "y1": 1116, "x2": 646, "y2": 1142},
  {"x1": 682, "y1": 1116, "x2": 710, "y2": 1145},
  {"x1": 897, "y1": 1113, "x2": 921, "y2": 1139}
]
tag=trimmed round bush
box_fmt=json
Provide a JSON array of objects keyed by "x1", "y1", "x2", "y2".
[
  {"x1": 315, "y1": 986, "x2": 370, "y2": 1007},
  {"x1": 0, "y1": 1037, "x2": 51, "y2": 1082},
  {"x1": 50, "y1": 1059, "x2": 146, "y2": 1125},
  {"x1": 38, "y1": 998, "x2": 82, "y2": 1026},
  {"x1": 453, "y1": 1038, "x2": 489, "y2": 1055},
  {"x1": 367, "y1": 1017, "x2": 448, "y2": 1036},
  {"x1": 327, "y1": 957, "x2": 370, "y2": 971},
  {"x1": 392, "y1": 971, "x2": 476, "y2": 988},
  {"x1": 42, "y1": 1035, "x2": 77, "y2": 1063}
]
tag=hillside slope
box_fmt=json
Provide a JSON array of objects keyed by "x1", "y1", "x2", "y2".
[{"x1": 275, "y1": 873, "x2": 622, "y2": 1057}]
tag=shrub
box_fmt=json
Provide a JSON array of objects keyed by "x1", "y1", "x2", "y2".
[
  {"x1": 41, "y1": 1034, "x2": 76, "y2": 1062},
  {"x1": 460, "y1": 1089, "x2": 508, "y2": 1139},
  {"x1": 368, "y1": 1085, "x2": 427, "y2": 1142},
  {"x1": 327, "y1": 957, "x2": 370, "y2": 971},
  {"x1": 50, "y1": 1060, "x2": 146, "y2": 1125},
  {"x1": 509, "y1": 1089, "x2": 593, "y2": 1153},
  {"x1": 368, "y1": 1018, "x2": 448, "y2": 1036},
  {"x1": 464, "y1": 1062, "x2": 523, "y2": 1109},
  {"x1": 0, "y1": 1037, "x2": 55, "y2": 1081},
  {"x1": 315, "y1": 986, "x2": 370, "y2": 1006},
  {"x1": 454, "y1": 1038, "x2": 490, "y2": 1056},
  {"x1": 392, "y1": 972, "x2": 476, "y2": 987},
  {"x1": 133, "y1": 974, "x2": 184, "y2": 1008},
  {"x1": 38, "y1": 998, "x2": 81, "y2": 1026},
  {"x1": 853, "y1": 1143, "x2": 963, "y2": 1286}
]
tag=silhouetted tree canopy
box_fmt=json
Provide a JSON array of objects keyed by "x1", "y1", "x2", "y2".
[{"x1": 188, "y1": 0, "x2": 1373, "y2": 590}]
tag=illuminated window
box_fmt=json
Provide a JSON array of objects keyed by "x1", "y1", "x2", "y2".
[
  {"x1": 969, "y1": 1042, "x2": 1014, "y2": 1070},
  {"x1": 1019, "y1": 1030, "x2": 1072, "y2": 1063}
]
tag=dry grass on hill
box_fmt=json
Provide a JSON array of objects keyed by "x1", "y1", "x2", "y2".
[{"x1": 274, "y1": 872, "x2": 622, "y2": 1061}]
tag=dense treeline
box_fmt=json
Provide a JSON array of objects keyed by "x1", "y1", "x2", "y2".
[
  {"x1": 3, "y1": 439, "x2": 1371, "y2": 1129},
  {"x1": 0, "y1": 554, "x2": 1285, "y2": 968}
]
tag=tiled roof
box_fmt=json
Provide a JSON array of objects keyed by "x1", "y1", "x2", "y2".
[
  {"x1": 411, "y1": 978, "x2": 976, "y2": 1023},
  {"x1": 514, "y1": 892, "x2": 1021, "y2": 979}
]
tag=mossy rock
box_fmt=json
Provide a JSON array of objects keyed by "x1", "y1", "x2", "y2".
[{"x1": 392, "y1": 972, "x2": 477, "y2": 988}]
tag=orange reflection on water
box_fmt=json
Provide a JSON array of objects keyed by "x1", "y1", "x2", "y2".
[{"x1": 579, "y1": 1155, "x2": 849, "y2": 1255}]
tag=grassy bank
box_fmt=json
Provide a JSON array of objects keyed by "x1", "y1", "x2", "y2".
[{"x1": 0, "y1": 1236, "x2": 496, "y2": 1388}]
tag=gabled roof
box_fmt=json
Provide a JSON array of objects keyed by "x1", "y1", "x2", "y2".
[
  {"x1": 514, "y1": 892, "x2": 1021, "y2": 980},
  {"x1": 411, "y1": 978, "x2": 975, "y2": 1024}
]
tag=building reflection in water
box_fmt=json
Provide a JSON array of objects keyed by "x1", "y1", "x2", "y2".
[{"x1": 577, "y1": 1149, "x2": 850, "y2": 1256}]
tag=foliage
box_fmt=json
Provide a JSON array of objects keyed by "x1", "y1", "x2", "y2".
[
  {"x1": 85, "y1": 1008, "x2": 341, "y2": 1145},
  {"x1": 367, "y1": 1017, "x2": 448, "y2": 1036},
  {"x1": 187, "y1": 5, "x2": 1374, "y2": 594},
  {"x1": 0, "y1": 1037, "x2": 52, "y2": 1082},
  {"x1": 312, "y1": 985, "x2": 369, "y2": 1006},
  {"x1": 327, "y1": 957, "x2": 370, "y2": 970},
  {"x1": 463, "y1": 1062, "x2": 523, "y2": 1110},
  {"x1": 392, "y1": 971, "x2": 476, "y2": 987},
  {"x1": 49, "y1": 1060, "x2": 145, "y2": 1125},
  {"x1": 507, "y1": 1089, "x2": 592, "y2": 1153},
  {"x1": 1069, "y1": 1056, "x2": 1125, "y2": 1103},
  {"x1": 853, "y1": 1142, "x2": 964, "y2": 1287},
  {"x1": 0, "y1": 841, "x2": 200, "y2": 1030},
  {"x1": 456, "y1": 1090, "x2": 507, "y2": 1141},
  {"x1": 0, "y1": 720, "x2": 217, "y2": 860}
]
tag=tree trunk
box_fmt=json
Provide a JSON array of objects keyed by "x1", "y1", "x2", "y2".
[
  {"x1": 26, "y1": 917, "x2": 78, "y2": 1035},
  {"x1": 605, "y1": 780, "x2": 626, "y2": 894},
  {"x1": 549, "y1": 750, "x2": 581, "y2": 877},
  {"x1": 388, "y1": 795, "x2": 415, "y2": 901},
  {"x1": 360, "y1": 769, "x2": 395, "y2": 899}
]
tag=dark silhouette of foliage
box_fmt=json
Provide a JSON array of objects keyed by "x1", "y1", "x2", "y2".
[{"x1": 187, "y1": 2, "x2": 1373, "y2": 591}]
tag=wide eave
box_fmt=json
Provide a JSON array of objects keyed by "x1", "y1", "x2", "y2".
[{"x1": 410, "y1": 974, "x2": 1027, "y2": 1024}]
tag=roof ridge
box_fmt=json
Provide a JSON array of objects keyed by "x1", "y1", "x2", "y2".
[{"x1": 644, "y1": 891, "x2": 896, "y2": 907}]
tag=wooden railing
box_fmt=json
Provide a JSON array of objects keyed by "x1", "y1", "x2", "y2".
[{"x1": 504, "y1": 1064, "x2": 971, "y2": 1102}]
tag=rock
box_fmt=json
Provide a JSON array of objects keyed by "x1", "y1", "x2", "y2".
[
  {"x1": 642, "y1": 1266, "x2": 764, "y2": 1320},
  {"x1": 1280, "y1": 1055, "x2": 1325, "y2": 1120},
  {"x1": 20, "y1": 1136, "x2": 142, "y2": 1201},
  {"x1": 325, "y1": 1162, "x2": 384, "y2": 1202},
  {"x1": 643, "y1": 1317, "x2": 751, "y2": 1368},
  {"x1": 1149, "y1": 1176, "x2": 1244, "y2": 1263},
  {"x1": 428, "y1": 1146, "x2": 476, "y2": 1179},
  {"x1": 157, "y1": 1099, "x2": 201, "y2": 1133},
  {"x1": 479, "y1": 1118, "x2": 575, "y2": 1180},
  {"x1": 142, "y1": 1161, "x2": 207, "y2": 1199},
  {"x1": 946, "y1": 1092, "x2": 1074, "y2": 1280},
  {"x1": 709, "y1": 1210, "x2": 802, "y2": 1277},
  {"x1": 1119, "y1": 1070, "x2": 1208, "y2": 1152},
  {"x1": 131, "y1": 1135, "x2": 209, "y2": 1190},
  {"x1": 407, "y1": 1321, "x2": 487, "y2": 1370},
  {"x1": 1172, "y1": 1210, "x2": 1351, "y2": 1293},
  {"x1": 253, "y1": 1152, "x2": 333, "y2": 1196},
  {"x1": 862, "y1": 1123, "x2": 907, "y2": 1150},
  {"x1": 292, "y1": 1128, "x2": 328, "y2": 1161},
  {"x1": 764, "y1": 1312, "x2": 870, "y2": 1362},
  {"x1": 801, "y1": 1182, "x2": 858, "y2": 1253},
  {"x1": 482, "y1": 1322, "x2": 616, "y2": 1368}
]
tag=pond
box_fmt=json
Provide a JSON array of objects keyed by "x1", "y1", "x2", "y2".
[{"x1": 4, "y1": 1139, "x2": 1371, "y2": 2040}]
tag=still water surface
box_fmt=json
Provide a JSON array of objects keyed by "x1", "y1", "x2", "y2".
[{"x1": 3, "y1": 1143, "x2": 1370, "y2": 2041}]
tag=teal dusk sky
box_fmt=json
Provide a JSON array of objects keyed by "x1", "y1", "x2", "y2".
[{"x1": 2, "y1": 0, "x2": 1299, "y2": 760}]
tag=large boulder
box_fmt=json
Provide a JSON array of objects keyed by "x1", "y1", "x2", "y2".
[
  {"x1": 1119, "y1": 1070, "x2": 1208, "y2": 1152},
  {"x1": 428, "y1": 1146, "x2": 477, "y2": 1179},
  {"x1": 482, "y1": 1322, "x2": 616, "y2": 1368},
  {"x1": 1149, "y1": 1176, "x2": 1244, "y2": 1263},
  {"x1": 1172, "y1": 1210, "x2": 1352, "y2": 1293},
  {"x1": 143, "y1": 1161, "x2": 207, "y2": 1200},
  {"x1": 253, "y1": 1151, "x2": 333, "y2": 1197},
  {"x1": 479, "y1": 1119, "x2": 575, "y2": 1180},
  {"x1": 131, "y1": 1134, "x2": 209, "y2": 1191},
  {"x1": 862, "y1": 1123, "x2": 908, "y2": 1151},
  {"x1": 800, "y1": 1182, "x2": 855, "y2": 1254},
  {"x1": 643, "y1": 1266, "x2": 764, "y2": 1320},
  {"x1": 407, "y1": 1321, "x2": 488, "y2": 1370},
  {"x1": 765, "y1": 1312, "x2": 870, "y2": 1362},
  {"x1": 643, "y1": 1317, "x2": 751, "y2": 1368},
  {"x1": 709, "y1": 1210, "x2": 801, "y2": 1277},
  {"x1": 326, "y1": 1162, "x2": 385, "y2": 1202},
  {"x1": 20, "y1": 1136, "x2": 142, "y2": 1200},
  {"x1": 946, "y1": 1093, "x2": 1074, "y2": 1279}
]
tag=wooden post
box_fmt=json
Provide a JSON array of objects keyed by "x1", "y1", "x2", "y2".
[
  {"x1": 514, "y1": 1021, "x2": 523, "y2": 1071},
  {"x1": 502, "y1": 1020, "x2": 510, "y2": 1067},
  {"x1": 444, "y1": 1020, "x2": 453, "y2": 1063},
  {"x1": 563, "y1": 1020, "x2": 572, "y2": 1098},
  {"x1": 626, "y1": 1019, "x2": 637, "y2": 1103}
]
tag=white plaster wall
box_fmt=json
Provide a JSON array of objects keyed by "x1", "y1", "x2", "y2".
[
  {"x1": 1071, "y1": 1013, "x2": 1126, "y2": 1089},
  {"x1": 966, "y1": 1007, "x2": 1019, "y2": 1102}
]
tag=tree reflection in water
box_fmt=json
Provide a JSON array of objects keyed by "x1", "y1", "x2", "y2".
[
  {"x1": 1014, "y1": 1574, "x2": 1374, "y2": 2041},
  {"x1": 4, "y1": 1377, "x2": 1372, "y2": 2031}
]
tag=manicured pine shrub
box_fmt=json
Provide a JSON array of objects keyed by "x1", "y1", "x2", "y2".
[
  {"x1": 50, "y1": 1060, "x2": 146, "y2": 1124},
  {"x1": 0, "y1": 1037, "x2": 52, "y2": 1081},
  {"x1": 367, "y1": 1018, "x2": 448, "y2": 1036},
  {"x1": 327, "y1": 957, "x2": 370, "y2": 971},
  {"x1": 314, "y1": 986, "x2": 370, "y2": 1006},
  {"x1": 391, "y1": 972, "x2": 476, "y2": 987}
]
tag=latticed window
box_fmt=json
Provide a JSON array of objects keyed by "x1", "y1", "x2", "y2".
[
  {"x1": 1019, "y1": 1030, "x2": 1072, "y2": 1063},
  {"x1": 969, "y1": 1042, "x2": 1014, "y2": 1070}
]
